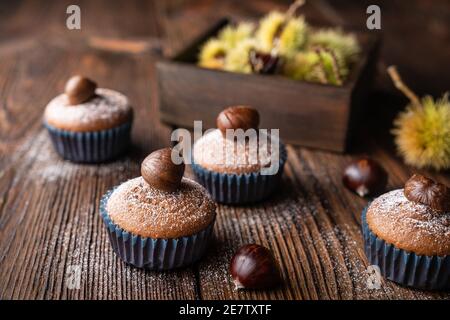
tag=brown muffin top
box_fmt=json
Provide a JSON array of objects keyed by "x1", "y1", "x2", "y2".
[
  {"x1": 366, "y1": 189, "x2": 450, "y2": 256},
  {"x1": 192, "y1": 129, "x2": 279, "y2": 174},
  {"x1": 106, "y1": 176, "x2": 216, "y2": 239},
  {"x1": 44, "y1": 88, "x2": 132, "y2": 132}
]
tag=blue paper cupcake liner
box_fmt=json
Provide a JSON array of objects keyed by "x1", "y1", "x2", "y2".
[
  {"x1": 362, "y1": 206, "x2": 450, "y2": 290},
  {"x1": 191, "y1": 143, "x2": 287, "y2": 205},
  {"x1": 99, "y1": 189, "x2": 215, "y2": 270},
  {"x1": 44, "y1": 120, "x2": 132, "y2": 163}
]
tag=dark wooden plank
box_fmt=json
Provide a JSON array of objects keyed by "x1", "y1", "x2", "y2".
[{"x1": 157, "y1": 61, "x2": 351, "y2": 152}]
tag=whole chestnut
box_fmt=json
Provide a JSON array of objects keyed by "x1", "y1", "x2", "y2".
[
  {"x1": 230, "y1": 244, "x2": 281, "y2": 289},
  {"x1": 342, "y1": 158, "x2": 388, "y2": 197},
  {"x1": 217, "y1": 106, "x2": 260, "y2": 136},
  {"x1": 404, "y1": 174, "x2": 449, "y2": 212},
  {"x1": 141, "y1": 148, "x2": 185, "y2": 192},
  {"x1": 65, "y1": 75, "x2": 97, "y2": 105}
]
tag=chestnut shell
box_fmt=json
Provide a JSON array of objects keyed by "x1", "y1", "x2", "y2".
[
  {"x1": 65, "y1": 75, "x2": 97, "y2": 105},
  {"x1": 404, "y1": 174, "x2": 450, "y2": 212},
  {"x1": 249, "y1": 50, "x2": 280, "y2": 75},
  {"x1": 216, "y1": 106, "x2": 260, "y2": 135},
  {"x1": 229, "y1": 244, "x2": 281, "y2": 289},
  {"x1": 342, "y1": 158, "x2": 388, "y2": 197},
  {"x1": 141, "y1": 148, "x2": 185, "y2": 192}
]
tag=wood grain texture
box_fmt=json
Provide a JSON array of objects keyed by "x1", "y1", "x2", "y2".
[{"x1": 0, "y1": 0, "x2": 449, "y2": 300}]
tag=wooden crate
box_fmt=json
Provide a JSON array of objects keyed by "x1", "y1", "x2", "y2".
[{"x1": 156, "y1": 18, "x2": 380, "y2": 153}]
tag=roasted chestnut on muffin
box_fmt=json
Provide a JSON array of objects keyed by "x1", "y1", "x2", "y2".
[
  {"x1": 43, "y1": 75, "x2": 133, "y2": 163},
  {"x1": 100, "y1": 148, "x2": 216, "y2": 270},
  {"x1": 191, "y1": 106, "x2": 287, "y2": 204},
  {"x1": 362, "y1": 174, "x2": 450, "y2": 290}
]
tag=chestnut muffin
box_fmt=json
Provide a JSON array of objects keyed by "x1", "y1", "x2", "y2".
[
  {"x1": 362, "y1": 174, "x2": 450, "y2": 290},
  {"x1": 43, "y1": 75, "x2": 133, "y2": 163},
  {"x1": 100, "y1": 148, "x2": 216, "y2": 270},
  {"x1": 192, "y1": 106, "x2": 287, "y2": 204}
]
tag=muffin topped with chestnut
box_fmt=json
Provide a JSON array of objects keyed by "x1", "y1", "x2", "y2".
[
  {"x1": 43, "y1": 75, "x2": 133, "y2": 163},
  {"x1": 192, "y1": 105, "x2": 287, "y2": 204},
  {"x1": 362, "y1": 174, "x2": 450, "y2": 290},
  {"x1": 100, "y1": 148, "x2": 216, "y2": 270}
]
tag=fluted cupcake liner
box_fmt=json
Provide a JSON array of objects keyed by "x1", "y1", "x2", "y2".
[
  {"x1": 99, "y1": 189, "x2": 215, "y2": 270},
  {"x1": 362, "y1": 207, "x2": 450, "y2": 290},
  {"x1": 191, "y1": 144, "x2": 287, "y2": 205},
  {"x1": 44, "y1": 120, "x2": 132, "y2": 163}
]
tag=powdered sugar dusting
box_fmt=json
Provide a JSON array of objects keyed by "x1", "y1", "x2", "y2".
[
  {"x1": 192, "y1": 129, "x2": 279, "y2": 174},
  {"x1": 367, "y1": 189, "x2": 450, "y2": 255},
  {"x1": 106, "y1": 177, "x2": 216, "y2": 239}
]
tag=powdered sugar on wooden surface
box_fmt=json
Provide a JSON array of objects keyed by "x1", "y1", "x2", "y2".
[{"x1": 15, "y1": 130, "x2": 138, "y2": 183}]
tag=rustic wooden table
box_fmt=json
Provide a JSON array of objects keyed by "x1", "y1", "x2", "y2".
[{"x1": 0, "y1": 0, "x2": 449, "y2": 300}]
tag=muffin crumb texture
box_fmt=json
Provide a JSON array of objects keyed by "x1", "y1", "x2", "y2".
[
  {"x1": 367, "y1": 189, "x2": 450, "y2": 256},
  {"x1": 44, "y1": 88, "x2": 132, "y2": 131},
  {"x1": 106, "y1": 177, "x2": 216, "y2": 239}
]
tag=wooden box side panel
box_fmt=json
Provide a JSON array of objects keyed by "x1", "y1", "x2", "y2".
[{"x1": 157, "y1": 62, "x2": 351, "y2": 152}]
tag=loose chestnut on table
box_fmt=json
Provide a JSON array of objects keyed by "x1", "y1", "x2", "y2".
[
  {"x1": 249, "y1": 50, "x2": 280, "y2": 75},
  {"x1": 342, "y1": 158, "x2": 388, "y2": 197},
  {"x1": 404, "y1": 174, "x2": 450, "y2": 213},
  {"x1": 230, "y1": 244, "x2": 281, "y2": 289}
]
